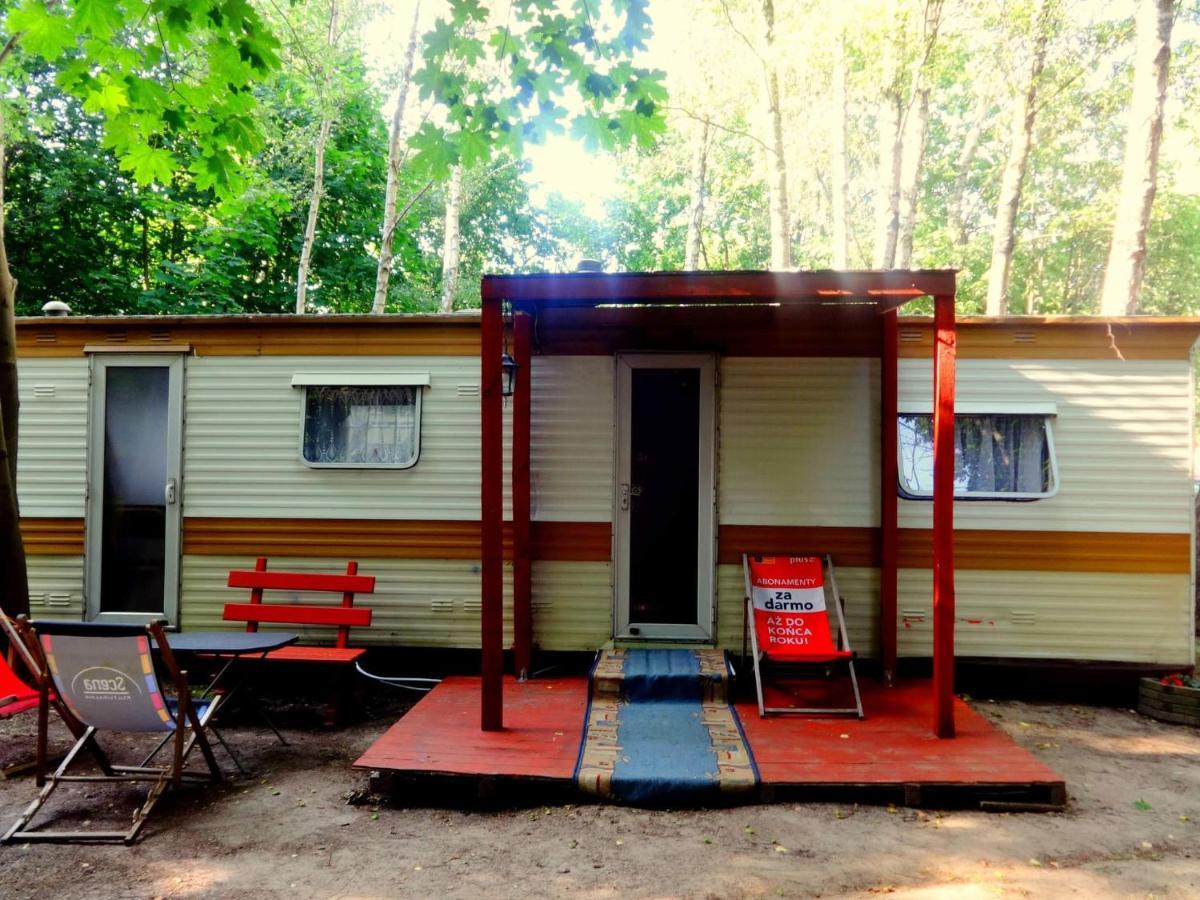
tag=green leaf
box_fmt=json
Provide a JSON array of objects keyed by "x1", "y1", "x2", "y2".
[
  {"x1": 1134, "y1": 799, "x2": 1153, "y2": 811},
  {"x1": 6, "y1": 1, "x2": 75, "y2": 59},
  {"x1": 407, "y1": 122, "x2": 458, "y2": 181},
  {"x1": 83, "y1": 82, "x2": 131, "y2": 117},
  {"x1": 120, "y1": 143, "x2": 178, "y2": 186},
  {"x1": 459, "y1": 128, "x2": 493, "y2": 169},
  {"x1": 75, "y1": 0, "x2": 126, "y2": 39}
]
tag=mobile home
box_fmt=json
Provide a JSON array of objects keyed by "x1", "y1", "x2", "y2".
[{"x1": 13, "y1": 272, "x2": 1198, "y2": 692}]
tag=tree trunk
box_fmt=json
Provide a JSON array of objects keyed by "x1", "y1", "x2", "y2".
[
  {"x1": 372, "y1": 0, "x2": 422, "y2": 314},
  {"x1": 296, "y1": 117, "x2": 333, "y2": 313},
  {"x1": 0, "y1": 129, "x2": 30, "y2": 619},
  {"x1": 684, "y1": 120, "x2": 710, "y2": 271},
  {"x1": 831, "y1": 29, "x2": 850, "y2": 268},
  {"x1": 760, "y1": 0, "x2": 792, "y2": 270},
  {"x1": 895, "y1": 87, "x2": 930, "y2": 269},
  {"x1": 296, "y1": 0, "x2": 340, "y2": 315},
  {"x1": 439, "y1": 164, "x2": 464, "y2": 313},
  {"x1": 948, "y1": 104, "x2": 986, "y2": 247},
  {"x1": 985, "y1": 6, "x2": 1049, "y2": 317},
  {"x1": 1099, "y1": 0, "x2": 1176, "y2": 316},
  {"x1": 873, "y1": 95, "x2": 903, "y2": 268}
]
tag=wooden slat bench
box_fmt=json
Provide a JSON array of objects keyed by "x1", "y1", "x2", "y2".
[{"x1": 221, "y1": 558, "x2": 376, "y2": 724}]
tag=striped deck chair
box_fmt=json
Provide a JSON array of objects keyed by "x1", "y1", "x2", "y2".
[
  {"x1": 2, "y1": 619, "x2": 224, "y2": 845},
  {"x1": 742, "y1": 554, "x2": 864, "y2": 718}
]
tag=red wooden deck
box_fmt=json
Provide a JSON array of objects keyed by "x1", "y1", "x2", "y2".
[{"x1": 354, "y1": 677, "x2": 1064, "y2": 808}]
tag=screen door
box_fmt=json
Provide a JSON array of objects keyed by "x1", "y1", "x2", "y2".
[
  {"x1": 614, "y1": 354, "x2": 715, "y2": 641},
  {"x1": 85, "y1": 355, "x2": 184, "y2": 625}
]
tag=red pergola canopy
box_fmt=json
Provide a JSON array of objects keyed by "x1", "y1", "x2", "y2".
[{"x1": 478, "y1": 270, "x2": 958, "y2": 738}]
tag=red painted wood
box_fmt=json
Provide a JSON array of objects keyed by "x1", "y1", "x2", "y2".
[
  {"x1": 480, "y1": 295, "x2": 504, "y2": 730},
  {"x1": 246, "y1": 556, "x2": 268, "y2": 633},
  {"x1": 880, "y1": 308, "x2": 899, "y2": 685},
  {"x1": 338, "y1": 561, "x2": 359, "y2": 648},
  {"x1": 265, "y1": 646, "x2": 367, "y2": 664},
  {"x1": 932, "y1": 293, "x2": 958, "y2": 738},
  {"x1": 223, "y1": 603, "x2": 372, "y2": 627},
  {"x1": 354, "y1": 677, "x2": 587, "y2": 778},
  {"x1": 482, "y1": 269, "x2": 956, "y2": 305},
  {"x1": 512, "y1": 312, "x2": 533, "y2": 680},
  {"x1": 227, "y1": 569, "x2": 376, "y2": 594},
  {"x1": 739, "y1": 681, "x2": 1062, "y2": 786},
  {"x1": 353, "y1": 678, "x2": 1063, "y2": 792}
]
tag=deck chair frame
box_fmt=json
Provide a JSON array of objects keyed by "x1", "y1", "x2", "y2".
[
  {"x1": 1, "y1": 618, "x2": 225, "y2": 846},
  {"x1": 742, "y1": 553, "x2": 864, "y2": 718}
]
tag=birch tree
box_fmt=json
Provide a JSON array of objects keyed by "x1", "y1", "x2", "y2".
[
  {"x1": 296, "y1": 0, "x2": 341, "y2": 314},
  {"x1": 439, "y1": 163, "x2": 463, "y2": 312},
  {"x1": 758, "y1": 0, "x2": 792, "y2": 269},
  {"x1": 895, "y1": 86, "x2": 929, "y2": 268},
  {"x1": 830, "y1": 29, "x2": 851, "y2": 269},
  {"x1": 372, "y1": 0, "x2": 422, "y2": 314},
  {"x1": 985, "y1": 0, "x2": 1052, "y2": 316},
  {"x1": 1099, "y1": 0, "x2": 1177, "y2": 316},
  {"x1": 684, "y1": 120, "x2": 710, "y2": 270}
]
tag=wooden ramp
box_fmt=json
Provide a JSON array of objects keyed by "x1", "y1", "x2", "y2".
[{"x1": 354, "y1": 676, "x2": 1065, "y2": 809}]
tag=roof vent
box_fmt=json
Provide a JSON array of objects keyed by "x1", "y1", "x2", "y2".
[
  {"x1": 575, "y1": 259, "x2": 604, "y2": 273},
  {"x1": 41, "y1": 300, "x2": 70, "y2": 317}
]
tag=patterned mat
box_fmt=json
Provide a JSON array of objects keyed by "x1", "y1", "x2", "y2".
[{"x1": 575, "y1": 648, "x2": 759, "y2": 805}]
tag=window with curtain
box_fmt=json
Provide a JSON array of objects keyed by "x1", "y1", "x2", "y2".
[
  {"x1": 302, "y1": 385, "x2": 420, "y2": 467},
  {"x1": 898, "y1": 413, "x2": 1057, "y2": 499}
]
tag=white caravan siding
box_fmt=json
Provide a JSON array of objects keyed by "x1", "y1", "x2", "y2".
[
  {"x1": 183, "y1": 355, "x2": 503, "y2": 520},
  {"x1": 14, "y1": 358, "x2": 89, "y2": 517},
  {"x1": 720, "y1": 358, "x2": 879, "y2": 527},
  {"x1": 898, "y1": 358, "x2": 1194, "y2": 533}
]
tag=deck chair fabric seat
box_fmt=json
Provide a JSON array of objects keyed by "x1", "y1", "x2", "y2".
[
  {"x1": 1, "y1": 619, "x2": 226, "y2": 846},
  {"x1": 743, "y1": 554, "x2": 864, "y2": 718}
]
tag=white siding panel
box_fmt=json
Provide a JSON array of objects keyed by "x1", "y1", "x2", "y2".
[
  {"x1": 532, "y1": 561, "x2": 612, "y2": 649},
  {"x1": 26, "y1": 555, "x2": 85, "y2": 619},
  {"x1": 716, "y1": 564, "x2": 880, "y2": 656},
  {"x1": 893, "y1": 569, "x2": 1193, "y2": 665},
  {"x1": 531, "y1": 356, "x2": 614, "y2": 522},
  {"x1": 183, "y1": 356, "x2": 508, "y2": 520},
  {"x1": 719, "y1": 358, "x2": 880, "y2": 526},
  {"x1": 180, "y1": 556, "x2": 610, "y2": 651},
  {"x1": 899, "y1": 359, "x2": 1193, "y2": 533},
  {"x1": 15, "y1": 359, "x2": 89, "y2": 517}
]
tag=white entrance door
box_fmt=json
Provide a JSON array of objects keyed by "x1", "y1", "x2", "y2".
[
  {"x1": 614, "y1": 354, "x2": 716, "y2": 641},
  {"x1": 85, "y1": 354, "x2": 184, "y2": 625}
]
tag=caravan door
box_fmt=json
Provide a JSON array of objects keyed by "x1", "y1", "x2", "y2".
[
  {"x1": 85, "y1": 354, "x2": 184, "y2": 625},
  {"x1": 614, "y1": 354, "x2": 716, "y2": 641}
]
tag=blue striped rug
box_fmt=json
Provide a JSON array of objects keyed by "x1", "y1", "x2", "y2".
[{"x1": 575, "y1": 649, "x2": 759, "y2": 805}]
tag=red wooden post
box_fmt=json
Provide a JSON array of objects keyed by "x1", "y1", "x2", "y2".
[
  {"x1": 512, "y1": 312, "x2": 533, "y2": 680},
  {"x1": 481, "y1": 294, "x2": 505, "y2": 731},
  {"x1": 880, "y1": 309, "x2": 899, "y2": 686},
  {"x1": 337, "y1": 561, "x2": 358, "y2": 649},
  {"x1": 931, "y1": 293, "x2": 957, "y2": 738},
  {"x1": 246, "y1": 556, "x2": 268, "y2": 634}
]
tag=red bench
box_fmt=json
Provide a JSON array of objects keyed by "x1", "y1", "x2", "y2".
[{"x1": 223, "y1": 557, "x2": 375, "y2": 665}]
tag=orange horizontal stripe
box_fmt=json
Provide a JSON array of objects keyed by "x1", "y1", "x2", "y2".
[
  {"x1": 718, "y1": 525, "x2": 1190, "y2": 575},
  {"x1": 22, "y1": 517, "x2": 1190, "y2": 574},
  {"x1": 18, "y1": 518, "x2": 85, "y2": 555},
  {"x1": 182, "y1": 518, "x2": 611, "y2": 562}
]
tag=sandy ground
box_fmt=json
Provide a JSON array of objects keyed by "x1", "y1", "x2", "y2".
[{"x1": 1, "y1": 688, "x2": 1198, "y2": 899}]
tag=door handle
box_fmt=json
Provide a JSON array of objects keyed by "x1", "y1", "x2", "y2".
[
  {"x1": 619, "y1": 483, "x2": 629, "y2": 511},
  {"x1": 164, "y1": 478, "x2": 177, "y2": 506}
]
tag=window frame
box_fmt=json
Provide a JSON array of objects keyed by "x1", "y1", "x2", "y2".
[
  {"x1": 896, "y1": 401, "x2": 1061, "y2": 502},
  {"x1": 292, "y1": 373, "x2": 429, "y2": 470}
]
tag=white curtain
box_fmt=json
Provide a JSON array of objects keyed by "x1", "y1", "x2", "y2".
[{"x1": 304, "y1": 386, "x2": 417, "y2": 465}]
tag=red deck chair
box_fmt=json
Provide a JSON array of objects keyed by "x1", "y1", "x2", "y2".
[
  {"x1": 1, "y1": 612, "x2": 64, "y2": 778},
  {"x1": 742, "y1": 554, "x2": 863, "y2": 718}
]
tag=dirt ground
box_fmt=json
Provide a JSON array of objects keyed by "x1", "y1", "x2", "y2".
[{"x1": 1, "y1": 687, "x2": 1198, "y2": 899}]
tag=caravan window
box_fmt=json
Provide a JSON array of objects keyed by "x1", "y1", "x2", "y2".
[
  {"x1": 898, "y1": 412, "x2": 1058, "y2": 500},
  {"x1": 297, "y1": 378, "x2": 425, "y2": 468}
]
